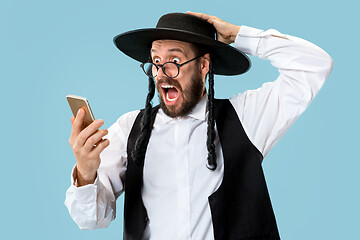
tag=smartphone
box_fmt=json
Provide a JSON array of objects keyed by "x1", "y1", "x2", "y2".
[{"x1": 67, "y1": 95, "x2": 95, "y2": 130}]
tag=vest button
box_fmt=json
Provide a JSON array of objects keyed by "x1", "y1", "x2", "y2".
[{"x1": 144, "y1": 216, "x2": 149, "y2": 223}]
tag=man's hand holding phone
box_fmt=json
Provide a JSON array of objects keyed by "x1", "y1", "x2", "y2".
[{"x1": 68, "y1": 108, "x2": 110, "y2": 187}]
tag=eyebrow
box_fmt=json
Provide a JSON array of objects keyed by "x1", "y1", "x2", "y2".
[{"x1": 151, "y1": 48, "x2": 188, "y2": 58}]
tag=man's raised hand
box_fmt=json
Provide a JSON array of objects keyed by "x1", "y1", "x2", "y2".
[{"x1": 186, "y1": 11, "x2": 240, "y2": 45}]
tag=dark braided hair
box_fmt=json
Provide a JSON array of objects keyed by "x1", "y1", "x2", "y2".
[
  {"x1": 206, "y1": 57, "x2": 217, "y2": 170},
  {"x1": 131, "y1": 76, "x2": 155, "y2": 165}
]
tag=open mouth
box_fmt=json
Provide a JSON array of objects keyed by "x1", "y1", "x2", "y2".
[{"x1": 161, "y1": 84, "x2": 180, "y2": 104}]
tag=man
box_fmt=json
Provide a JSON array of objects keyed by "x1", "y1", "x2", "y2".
[{"x1": 65, "y1": 12, "x2": 333, "y2": 239}]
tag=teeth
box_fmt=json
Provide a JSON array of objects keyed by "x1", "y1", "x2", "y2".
[
  {"x1": 162, "y1": 85, "x2": 174, "y2": 89},
  {"x1": 166, "y1": 92, "x2": 177, "y2": 102}
]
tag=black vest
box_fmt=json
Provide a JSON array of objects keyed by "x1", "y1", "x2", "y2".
[{"x1": 124, "y1": 99, "x2": 280, "y2": 240}]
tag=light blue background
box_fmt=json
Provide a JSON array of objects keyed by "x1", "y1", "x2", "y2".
[{"x1": 1, "y1": 0, "x2": 358, "y2": 239}]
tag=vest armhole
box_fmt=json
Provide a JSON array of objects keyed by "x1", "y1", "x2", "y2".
[
  {"x1": 227, "y1": 98, "x2": 265, "y2": 160},
  {"x1": 216, "y1": 99, "x2": 264, "y2": 161}
]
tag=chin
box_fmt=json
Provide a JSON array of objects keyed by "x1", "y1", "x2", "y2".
[{"x1": 160, "y1": 98, "x2": 183, "y2": 118}]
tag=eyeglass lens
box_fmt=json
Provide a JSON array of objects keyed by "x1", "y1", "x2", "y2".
[{"x1": 142, "y1": 62, "x2": 179, "y2": 78}]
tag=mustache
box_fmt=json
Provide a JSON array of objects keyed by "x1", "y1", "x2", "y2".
[{"x1": 157, "y1": 78, "x2": 183, "y2": 92}]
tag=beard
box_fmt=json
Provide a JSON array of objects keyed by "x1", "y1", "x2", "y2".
[{"x1": 157, "y1": 72, "x2": 205, "y2": 118}]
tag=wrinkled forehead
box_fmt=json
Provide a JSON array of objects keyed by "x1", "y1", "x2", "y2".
[{"x1": 151, "y1": 39, "x2": 196, "y2": 58}]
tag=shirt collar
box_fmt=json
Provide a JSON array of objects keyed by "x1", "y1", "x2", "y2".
[{"x1": 157, "y1": 93, "x2": 208, "y2": 123}]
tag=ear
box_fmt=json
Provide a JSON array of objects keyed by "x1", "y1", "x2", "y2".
[{"x1": 200, "y1": 53, "x2": 210, "y2": 83}]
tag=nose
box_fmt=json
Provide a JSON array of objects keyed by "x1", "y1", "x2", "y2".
[{"x1": 155, "y1": 65, "x2": 166, "y2": 80}]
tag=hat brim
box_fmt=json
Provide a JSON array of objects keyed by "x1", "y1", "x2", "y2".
[{"x1": 113, "y1": 28, "x2": 250, "y2": 76}]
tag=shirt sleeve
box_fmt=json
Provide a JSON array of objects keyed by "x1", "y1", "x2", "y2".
[
  {"x1": 229, "y1": 26, "x2": 334, "y2": 158},
  {"x1": 64, "y1": 110, "x2": 140, "y2": 229}
]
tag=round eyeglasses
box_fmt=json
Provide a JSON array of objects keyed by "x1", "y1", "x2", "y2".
[{"x1": 140, "y1": 55, "x2": 202, "y2": 78}]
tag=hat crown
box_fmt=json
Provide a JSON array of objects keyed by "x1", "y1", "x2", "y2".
[{"x1": 156, "y1": 13, "x2": 216, "y2": 40}]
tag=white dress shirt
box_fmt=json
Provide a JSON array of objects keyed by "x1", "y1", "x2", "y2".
[{"x1": 65, "y1": 25, "x2": 333, "y2": 239}]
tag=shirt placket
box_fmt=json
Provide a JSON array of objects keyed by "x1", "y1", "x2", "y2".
[{"x1": 174, "y1": 119, "x2": 191, "y2": 239}]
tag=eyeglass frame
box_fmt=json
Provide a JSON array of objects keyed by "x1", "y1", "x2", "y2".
[{"x1": 140, "y1": 55, "x2": 203, "y2": 78}]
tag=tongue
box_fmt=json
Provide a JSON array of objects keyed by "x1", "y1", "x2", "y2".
[{"x1": 168, "y1": 88, "x2": 179, "y2": 99}]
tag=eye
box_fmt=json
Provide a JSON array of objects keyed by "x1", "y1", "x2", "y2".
[
  {"x1": 172, "y1": 57, "x2": 180, "y2": 63},
  {"x1": 153, "y1": 57, "x2": 161, "y2": 64}
]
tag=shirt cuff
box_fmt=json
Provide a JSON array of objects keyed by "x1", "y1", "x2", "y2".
[
  {"x1": 234, "y1": 25, "x2": 289, "y2": 56},
  {"x1": 70, "y1": 165, "x2": 100, "y2": 204},
  {"x1": 234, "y1": 25, "x2": 263, "y2": 56}
]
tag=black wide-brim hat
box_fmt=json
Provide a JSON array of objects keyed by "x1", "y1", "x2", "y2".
[{"x1": 113, "y1": 13, "x2": 250, "y2": 75}]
